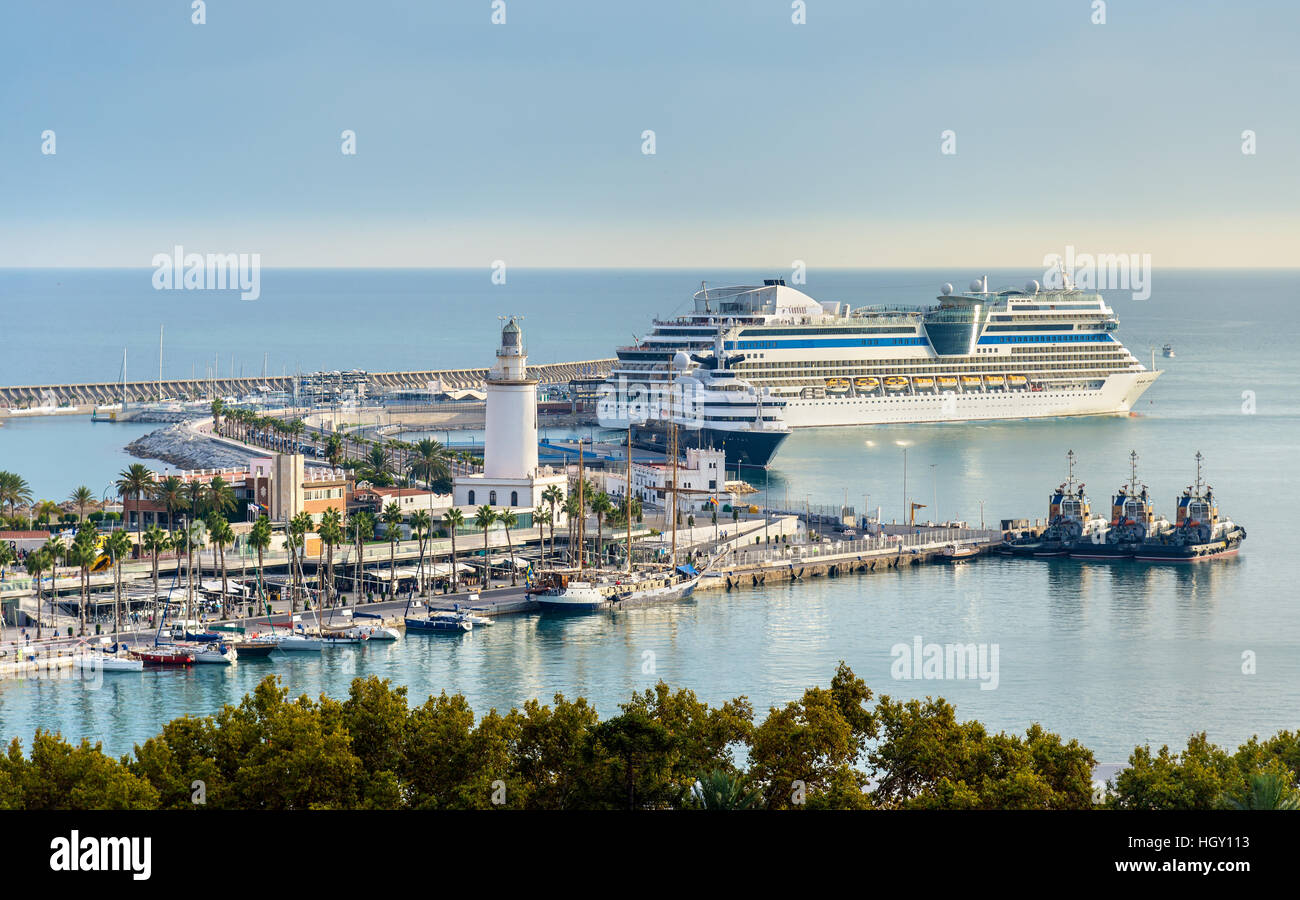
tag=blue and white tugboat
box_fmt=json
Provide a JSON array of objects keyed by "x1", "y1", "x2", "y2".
[
  {"x1": 1134, "y1": 453, "x2": 1246, "y2": 562},
  {"x1": 1069, "y1": 451, "x2": 1169, "y2": 560}
]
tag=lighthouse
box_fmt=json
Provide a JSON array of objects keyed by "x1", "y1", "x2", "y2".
[
  {"x1": 454, "y1": 318, "x2": 568, "y2": 521},
  {"x1": 483, "y1": 317, "x2": 539, "y2": 479}
]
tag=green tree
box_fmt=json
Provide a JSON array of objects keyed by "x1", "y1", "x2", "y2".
[
  {"x1": 1217, "y1": 768, "x2": 1300, "y2": 810},
  {"x1": 542, "y1": 484, "x2": 564, "y2": 563},
  {"x1": 381, "y1": 502, "x2": 405, "y2": 599},
  {"x1": 8, "y1": 733, "x2": 158, "y2": 810},
  {"x1": 24, "y1": 547, "x2": 53, "y2": 639},
  {"x1": 0, "y1": 471, "x2": 33, "y2": 521},
  {"x1": 1108, "y1": 733, "x2": 1243, "y2": 810},
  {"x1": 474, "y1": 505, "x2": 497, "y2": 589},
  {"x1": 248, "y1": 515, "x2": 273, "y2": 614},
  {"x1": 116, "y1": 462, "x2": 153, "y2": 545},
  {"x1": 409, "y1": 509, "x2": 432, "y2": 596},
  {"x1": 68, "y1": 485, "x2": 95, "y2": 523},
  {"x1": 409, "y1": 438, "x2": 451, "y2": 491},
  {"x1": 590, "y1": 491, "x2": 613, "y2": 566},
  {"x1": 105, "y1": 529, "x2": 133, "y2": 635},
  {"x1": 443, "y1": 508, "x2": 464, "y2": 592},
  {"x1": 684, "y1": 769, "x2": 762, "y2": 810},
  {"x1": 151, "y1": 475, "x2": 186, "y2": 529},
  {"x1": 207, "y1": 514, "x2": 235, "y2": 618},
  {"x1": 747, "y1": 662, "x2": 876, "y2": 809},
  {"x1": 317, "y1": 508, "x2": 345, "y2": 610},
  {"x1": 499, "y1": 509, "x2": 519, "y2": 586}
]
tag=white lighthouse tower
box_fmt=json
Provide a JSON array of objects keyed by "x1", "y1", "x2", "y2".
[
  {"x1": 454, "y1": 318, "x2": 567, "y2": 520},
  {"x1": 483, "y1": 317, "x2": 539, "y2": 479}
]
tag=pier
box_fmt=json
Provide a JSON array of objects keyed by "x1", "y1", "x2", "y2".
[{"x1": 0, "y1": 358, "x2": 615, "y2": 413}]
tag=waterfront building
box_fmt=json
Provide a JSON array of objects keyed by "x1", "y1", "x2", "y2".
[
  {"x1": 123, "y1": 454, "x2": 349, "y2": 532},
  {"x1": 606, "y1": 446, "x2": 726, "y2": 514},
  {"x1": 453, "y1": 318, "x2": 568, "y2": 523},
  {"x1": 352, "y1": 485, "x2": 452, "y2": 516}
]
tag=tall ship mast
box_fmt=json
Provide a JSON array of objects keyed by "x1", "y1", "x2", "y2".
[{"x1": 608, "y1": 276, "x2": 1159, "y2": 429}]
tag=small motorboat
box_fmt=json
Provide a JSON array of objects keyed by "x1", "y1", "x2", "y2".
[
  {"x1": 942, "y1": 543, "x2": 979, "y2": 561},
  {"x1": 1162, "y1": 343, "x2": 1175, "y2": 358},
  {"x1": 405, "y1": 611, "x2": 473, "y2": 633}
]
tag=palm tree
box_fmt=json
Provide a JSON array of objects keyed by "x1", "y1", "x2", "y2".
[
  {"x1": 325, "y1": 434, "x2": 344, "y2": 466},
  {"x1": 410, "y1": 509, "x2": 432, "y2": 596},
  {"x1": 563, "y1": 493, "x2": 583, "y2": 564},
  {"x1": 186, "y1": 519, "x2": 207, "y2": 623},
  {"x1": 542, "y1": 484, "x2": 564, "y2": 562},
  {"x1": 170, "y1": 525, "x2": 190, "y2": 625},
  {"x1": 348, "y1": 511, "x2": 375, "y2": 600},
  {"x1": 206, "y1": 476, "x2": 237, "y2": 520},
  {"x1": 0, "y1": 543, "x2": 14, "y2": 628},
  {"x1": 248, "y1": 514, "x2": 273, "y2": 615},
  {"x1": 105, "y1": 529, "x2": 133, "y2": 636},
  {"x1": 365, "y1": 445, "x2": 393, "y2": 486},
  {"x1": 32, "y1": 499, "x2": 60, "y2": 527},
  {"x1": 151, "y1": 475, "x2": 185, "y2": 530},
  {"x1": 380, "y1": 502, "x2": 405, "y2": 599},
  {"x1": 1218, "y1": 772, "x2": 1300, "y2": 810},
  {"x1": 141, "y1": 525, "x2": 170, "y2": 622},
  {"x1": 68, "y1": 485, "x2": 95, "y2": 523},
  {"x1": 499, "y1": 509, "x2": 519, "y2": 585},
  {"x1": 409, "y1": 438, "x2": 450, "y2": 490},
  {"x1": 287, "y1": 511, "x2": 314, "y2": 613},
  {"x1": 25, "y1": 547, "x2": 52, "y2": 639},
  {"x1": 443, "y1": 508, "x2": 464, "y2": 592},
  {"x1": 684, "y1": 769, "x2": 762, "y2": 810},
  {"x1": 317, "y1": 508, "x2": 345, "y2": 612},
  {"x1": 184, "y1": 480, "x2": 207, "y2": 522},
  {"x1": 207, "y1": 514, "x2": 235, "y2": 618},
  {"x1": 71, "y1": 521, "x2": 99, "y2": 634},
  {"x1": 0, "y1": 471, "x2": 33, "y2": 521},
  {"x1": 474, "y1": 505, "x2": 497, "y2": 589},
  {"x1": 211, "y1": 398, "x2": 224, "y2": 431},
  {"x1": 116, "y1": 463, "x2": 153, "y2": 546},
  {"x1": 590, "y1": 491, "x2": 613, "y2": 567}
]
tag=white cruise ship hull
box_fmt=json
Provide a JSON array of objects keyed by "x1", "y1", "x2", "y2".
[{"x1": 780, "y1": 371, "x2": 1158, "y2": 428}]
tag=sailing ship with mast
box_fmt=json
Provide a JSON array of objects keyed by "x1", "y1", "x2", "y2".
[{"x1": 531, "y1": 423, "x2": 703, "y2": 612}]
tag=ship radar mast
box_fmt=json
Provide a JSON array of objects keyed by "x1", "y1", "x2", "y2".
[{"x1": 1128, "y1": 449, "x2": 1140, "y2": 496}]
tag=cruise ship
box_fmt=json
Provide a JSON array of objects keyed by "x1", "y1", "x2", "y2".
[
  {"x1": 608, "y1": 276, "x2": 1160, "y2": 428},
  {"x1": 625, "y1": 335, "x2": 791, "y2": 467}
]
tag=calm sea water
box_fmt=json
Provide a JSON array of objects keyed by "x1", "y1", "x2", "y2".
[{"x1": 1, "y1": 268, "x2": 1297, "y2": 761}]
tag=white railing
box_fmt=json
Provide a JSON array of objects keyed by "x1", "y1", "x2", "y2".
[{"x1": 723, "y1": 528, "x2": 1001, "y2": 568}]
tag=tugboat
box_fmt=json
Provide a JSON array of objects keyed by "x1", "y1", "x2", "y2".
[
  {"x1": 1069, "y1": 451, "x2": 1170, "y2": 560},
  {"x1": 998, "y1": 450, "x2": 1105, "y2": 557},
  {"x1": 1134, "y1": 453, "x2": 1246, "y2": 562},
  {"x1": 1033, "y1": 451, "x2": 1107, "y2": 557}
]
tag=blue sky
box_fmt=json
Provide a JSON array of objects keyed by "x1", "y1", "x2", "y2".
[{"x1": 2, "y1": 1, "x2": 1297, "y2": 266}]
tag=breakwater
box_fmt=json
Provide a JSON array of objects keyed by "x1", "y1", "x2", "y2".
[{"x1": 0, "y1": 358, "x2": 614, "y2": 412}]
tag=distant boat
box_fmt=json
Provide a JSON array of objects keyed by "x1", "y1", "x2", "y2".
[
  {"x1": 137, "y1": 647, "x2": 195, "y2": 666},
  {"x1": 942, "y1": 544, "x2": 978, "y2": 561},
  {"x1": 1162, "y1": 343, "x2": 1175, "y2": 358},
  {"x1": 72, "y1": 651, "x2": 143, "y2": 672}
]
